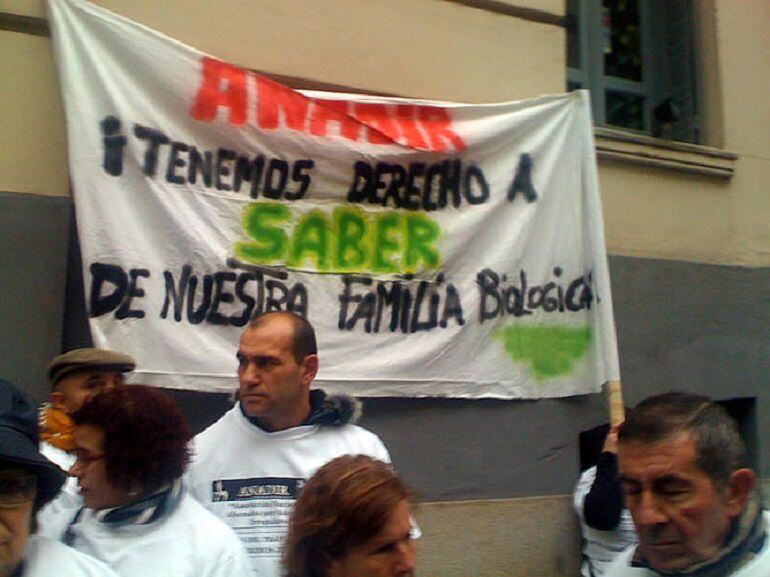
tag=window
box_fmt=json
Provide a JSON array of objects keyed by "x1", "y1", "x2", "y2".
[{"x1": 567, "y1": 0, "x2": 698, "y2": 143}]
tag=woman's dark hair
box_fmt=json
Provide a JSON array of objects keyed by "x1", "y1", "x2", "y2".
[{"x1": 72, "y1": 384, "x2": 192, "y2": 494}]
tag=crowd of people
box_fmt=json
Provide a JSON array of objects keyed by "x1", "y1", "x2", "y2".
[{"x1": 1, "y1": 310, "x2": 767, "y2": 577}]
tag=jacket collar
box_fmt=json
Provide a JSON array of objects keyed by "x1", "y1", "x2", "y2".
[{"x1": 241, "y1": 389, "x2": 360, "y2": 431}]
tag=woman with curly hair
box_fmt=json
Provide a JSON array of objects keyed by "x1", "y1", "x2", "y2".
[{"x1": 66, "y1": 385, "x2": 250, "y2": 577}]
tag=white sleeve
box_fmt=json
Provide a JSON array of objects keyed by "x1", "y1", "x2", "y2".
[
  {"x1": 371, "y1": 434, "x2": 391, "y2": 464},
  {"x1": 573, "y1": 465, "x2": 597, "y2": 518},
  {"x1": 24, "y1": 536, "x2": 120, "y2": 577},
  {"x1": 184, "y1": 437, "x2": 210, "y2": 505},
  {"x1": 602, "y1": 546, "x2": 638, "y2": 577}
]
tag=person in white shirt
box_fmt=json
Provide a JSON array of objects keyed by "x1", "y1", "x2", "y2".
[
  {"x1": 186, "y1": 311, "x2": 391, "y2": 577},
  {"x1": 66, "y1": 384, "x2": 250, "y2": 577},
  {"x1": 574, "y1": 424, "x2": 637, "y2": 576}
]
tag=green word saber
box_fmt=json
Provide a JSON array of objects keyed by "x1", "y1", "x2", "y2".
[{"x1": 235, "y1": 202, "x2": 442, "y2": 275}]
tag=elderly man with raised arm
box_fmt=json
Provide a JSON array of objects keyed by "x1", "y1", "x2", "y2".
[{"x1": 606, "y1": 392, "x2": 769, "y2": 577}]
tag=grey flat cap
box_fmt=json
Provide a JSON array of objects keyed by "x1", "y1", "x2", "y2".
[{"x1": 48, "y1": 348, "x2": 136, "y2": 385}]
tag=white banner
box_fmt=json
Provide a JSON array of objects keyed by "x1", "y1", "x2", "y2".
[{"x1": 48, "y1": 0, "x2": 620, "y2": 398}]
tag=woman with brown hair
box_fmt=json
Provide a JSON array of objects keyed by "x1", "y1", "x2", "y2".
[{"x1": 283, "y1": 454, "x2": 417, "y2": 577}]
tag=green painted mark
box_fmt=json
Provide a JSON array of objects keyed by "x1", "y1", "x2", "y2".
[
  {"x1": 334, "y1": 207, "x2": 368, "y2": 272},
  {"x1": 288, "y1": 210, "x2": 330, "y2": 270},
  {"x1": 372, "y1": 212, "x2": 401, "y2": 274},
  {"x1": 235, "y1": 202, "x2": 442, "y2": 274},
  {"x1": 496, "y1": 324, "x2": 591, "y2": 379},
  {"x1": 235, "y1": 201, "x2": 290, "y2": 264},
  {"x1": 405, "y1": 215, "x2": 440, "y2": 271}
]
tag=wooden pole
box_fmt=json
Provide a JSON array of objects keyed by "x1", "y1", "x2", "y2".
[{"x1": 607, "y1": 379, "x2": 625, "y2": 426}]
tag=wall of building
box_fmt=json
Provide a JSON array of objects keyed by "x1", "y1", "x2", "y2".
[{"x1": 1, "y1": 1, "x2": 768, "y2": 576}]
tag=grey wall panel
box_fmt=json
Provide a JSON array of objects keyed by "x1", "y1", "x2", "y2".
[
  {"x1": 611, "y1": 256, "x2": 770, "y2": 402},
  {"x1": 0, "y1": 191, "x2": 71, "y2": 403},
  {"x1": 359, "y1": 395, "x2": 606, "y2": 501},
  {"x1": 609, "y1": 255, "x2": 770, "y2": 478}
]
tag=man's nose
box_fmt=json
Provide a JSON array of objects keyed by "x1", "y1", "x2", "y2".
[
  {"x1": 634, "y1": 491, "x2": 669, "y2": 526},
  {"x1": 69, "y1": 461, "x2": 83, "y2": 478},
  {"x1": 395, "y1": 541, "x2": 416, "y2": 574},
  {"x1": 240, "y1": 362, "x2": 262, "y2": 382}
]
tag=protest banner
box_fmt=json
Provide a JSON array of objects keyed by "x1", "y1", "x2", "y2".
[{"x1": 48, "y1": 0, "x2": 620, "y2": 398}]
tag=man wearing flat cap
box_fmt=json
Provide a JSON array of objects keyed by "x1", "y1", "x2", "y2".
[
  {"x1": 41, "y1": 348, "x2": 135, "y2": 463},
  {"x1": 0, "y1": 378, "x2": 118, "y2": 576},
  {"x1": 37, "y1": 348, "x2": 135, "y2": 538}
]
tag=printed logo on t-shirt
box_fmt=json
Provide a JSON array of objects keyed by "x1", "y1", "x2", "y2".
[{"x1": 211, "y1": 477, "x2": 304, "y2": 502}]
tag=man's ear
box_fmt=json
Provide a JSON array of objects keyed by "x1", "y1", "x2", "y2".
[
  {"x1": 301, "y1": 354, "x2": 319, "y2": 386},
  {"x1": 50, "y1": 391, "x2": 67, "y2": 411},
  {"x1": 725, "y1": 468, "x2": 756, "y2": 518}
]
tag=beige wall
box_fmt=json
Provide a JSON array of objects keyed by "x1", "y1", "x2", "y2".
[
  {"x1": 4, "y1": 0, "x2": 564, "y2": 102},
  {"x1": 596, "y1": 0, "x2": 770, "y2": 267},
  {"x1": 417, "y1": 495, "x2": 582, "y2": 577},
  {"x1": 0, "y1": 29, "x2": 68, "y2": 196},
  {"x1": 715, "y1": 0, "x2": 770, "y2": 265}
]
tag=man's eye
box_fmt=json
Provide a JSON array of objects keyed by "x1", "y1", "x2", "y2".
[
  {"x1": 238, "y1": 356, "x2": 278, "y2": 369},
  {"x1": 660, "y1": 486, "x2": 689, "y2": 497},
  {"x1": 373, "y1": 542, "x2": 397, "y2": 555},
  {"x1": 621, "y1": 483, "x2": 640, "y2": 495}
]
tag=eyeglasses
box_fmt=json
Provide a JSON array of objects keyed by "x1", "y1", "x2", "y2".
[
  {"x1": 72, "y1": 450, "x2": 106, "y2": 468},
  {"x1": 0, "y1": 472, "x2": 37, "y2": 507}
]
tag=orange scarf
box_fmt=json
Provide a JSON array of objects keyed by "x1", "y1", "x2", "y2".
[{"x1": 39, "y1": 404, "x2": 76, "y2": 452}]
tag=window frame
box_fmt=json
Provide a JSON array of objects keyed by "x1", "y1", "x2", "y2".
[{"x1": 567, "y1": 0, "x2": 694, "y2": 141}]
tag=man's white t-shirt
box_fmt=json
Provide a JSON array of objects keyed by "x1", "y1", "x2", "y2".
[{"x1": 186, "y1": 404, "x2": 390, "y2": 577}]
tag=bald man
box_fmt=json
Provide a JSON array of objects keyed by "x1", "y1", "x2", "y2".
[{"x1": 186, "y1": 312, "x2": 390, "y2": 577}]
